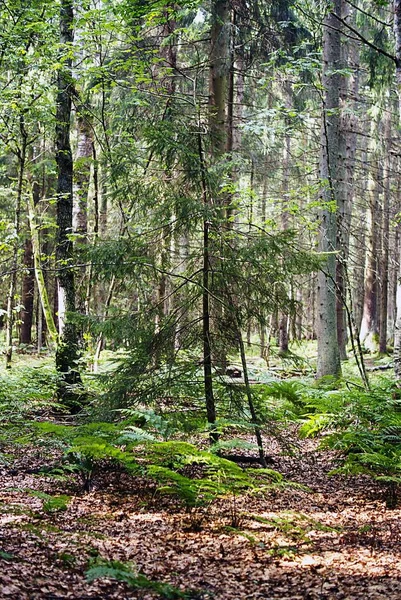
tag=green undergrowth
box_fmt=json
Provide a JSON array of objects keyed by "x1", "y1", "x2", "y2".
[
  {"x1": 5, "y1": 356, "x2": 399, "y2": 510},
  {"x1": 223, "y1": 511, "x2": 339, "y2": 557},
  {"x1": 269, "y1": 376, "x2": 401, "y2": 507},
  {"x1": 86, "y1": 558, "x2": 205, "y2": 599},
  {"x1": 250, "y1": 511, "x2": 340, "y2": 541},
  {"x1": 28, "y1": 491, "x2": 71, "y2": 513},
  {"x1": 0, "y1": 363, "x2": 58, "y2": 419},
  {"x1": 6, "y1": 417, "x2": 288, "y2": 507}
]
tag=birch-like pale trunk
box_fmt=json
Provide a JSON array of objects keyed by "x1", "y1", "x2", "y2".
[
  {"x1": 388, "y1": 171, "x2": 401, "y2": 339},
  {"x1": 278, "y1": 115, "x2": 291, "y2": 355},
  {"x1": 20, "y1": 236, "x2": 34, "y2": 345},
  {"x1": 73, "y1": 113, "x2": 92, "y2": 320},
  {"x1": 27, "y1": 189, "x2": 58, "y2": 346}
]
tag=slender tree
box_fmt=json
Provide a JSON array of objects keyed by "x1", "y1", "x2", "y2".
[{"x1": 393, "y1": 0, "x2": 401, "y2": 382}]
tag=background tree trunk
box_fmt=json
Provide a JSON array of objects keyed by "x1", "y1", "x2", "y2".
[
  {"x1": 5, "y1": 123, "x2": 27, "y2": 367},
  {"x1": 20, "y1": 236, "x2": 34, "y2": 345},
  {"x1": 360, "y1": 115, "x2": 380, "y2": 352}
]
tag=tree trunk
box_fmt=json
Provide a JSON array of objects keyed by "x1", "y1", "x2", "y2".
[
  {"x1": 199, "y1": 99, "x2": 216, "y2": 440},
  {"x1": 360, "y1": 115, "x2": 380, "y2": 352},
  {"x1": 73, "y1": 114, "x2": 91, "y2": 240},
  {"x1": 5, "y1": 121, "x2": 27, "y2": 368},
  {"x1": 55, "y1": 0, "x2": 83, "y2": 407},
  {"x1": 336, "y1": 1, "x2": 358, "y2": 361},
  {"x1": 278, "y1": 123, "x2": 291, "y2": 355},
  {"x1": 379, "y1": 110, "x2": 392, "y2": 354},
  {"x1": 27, "y1": 188, "x2": 58, "y2": 346},
  {"x1": 388, "y1": 174, "x2": 400, "y2": 341},
  {"x1": 20, "y1": 236, "x2": 34, "y2": 345},
  {"x1": 209, "y1": 0, "x2": 229, "y2": 160},
  {"x1": 316, "y1": 0, "x2": 342, "y2": 378},
  {"x1": 393, "y1": 0, "x2": 401, "y2": 381},
  {"x1": 210, "y1": 0, "x2": 230, "y2": 365}
]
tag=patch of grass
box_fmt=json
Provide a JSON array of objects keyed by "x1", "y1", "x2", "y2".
[
  {"x1": 17, "y1": 523, "x2": 62, "y2": 538},
  {"x1": 58, "y1": 552, "x2": 76, "y2": 567},
  {"x1": 0, "y1": 550, "x2": 16, "y2": 561},
  {"x1": 250, "y1": 512, "x2": 340, "y2": 541}
]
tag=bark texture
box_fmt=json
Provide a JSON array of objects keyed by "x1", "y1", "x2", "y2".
[
  {"x1": 27, "y1": 189, "x2": 58, "y2": 346},
  {"x1": 379, "y1": 111, "x2": 391, "y2": 354},
  {"x1": 394, "y1": 0, "x2": 401, "y2": 382},
  {"x1": 5, "y1": 124, "x2": 26, "y2": 368},
  {"x1": 360, "y1": 117, "x2": 380, "y2": 352},
  {"x1": 336, "y1": 2, "x2": 358, "y2": 360},
  {"x1": 20, "y1": 236, "x2": 34, "y2": 345},
  {"x1": 55, "y1": 0, "x2": 83, "y2": 407},
  {"x1": 316, "y1": 0, "x2": 342, "y2": 378}
]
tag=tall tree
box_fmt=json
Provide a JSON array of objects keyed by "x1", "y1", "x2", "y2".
[
  {"x1": 393, "y1": 0, "x2": 401, "y2": 382},
  {"x1": 55, "y1": 0, "x2": 82, "y2": 406},
  {"x1": 379, "y1": 106, "x2": 392, "y2": 354},
  {"x1": 360, "y1": 111, "x2": 380, "y2": 352},
  {"x1": 316, "y1": 0, "x2": 342, "y2": 378},
  {"x1": 5, "y1": 118, "x2": 27, "y2": 367}
]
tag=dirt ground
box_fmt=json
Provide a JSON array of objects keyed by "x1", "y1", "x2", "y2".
[{"x1": 1, "y1": 435, "x2": 401, "y2": 599}]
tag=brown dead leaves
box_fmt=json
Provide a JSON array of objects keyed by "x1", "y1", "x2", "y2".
[{"x1": 1, "y1": 436, "x2": 401, "y2": 599}]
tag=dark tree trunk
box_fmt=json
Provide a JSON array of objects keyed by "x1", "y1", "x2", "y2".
[{"x1": 55, "y1": 0, "x2": 83, "y2": 408}]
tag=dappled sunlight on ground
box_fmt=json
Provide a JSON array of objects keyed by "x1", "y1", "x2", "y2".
[{"x1": 1, "y1": 433, "x2": 401, "y2": 599}]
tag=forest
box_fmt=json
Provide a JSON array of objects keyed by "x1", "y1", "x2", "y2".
[{"x1": 1, "y1": 0, "x2": 401, "y2": 598}]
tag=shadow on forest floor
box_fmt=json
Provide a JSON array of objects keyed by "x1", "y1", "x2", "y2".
[{"x1": 1, "y1": 430, "x2": 400, "y2": 599}]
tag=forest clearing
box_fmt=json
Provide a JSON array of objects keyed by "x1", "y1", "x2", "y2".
[{"x1": 3, "y1": 0, "x2": 401, "y2": 598}]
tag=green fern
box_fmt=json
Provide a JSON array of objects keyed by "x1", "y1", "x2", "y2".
[
  {"x1": 117, "y1": 426, "x2": 157, "y2": 443},
  {"x1": 381, "y1": 426, "x2": 401, "y2": 444},
  {"x1": 119, "y1": 408, "x2": 176, "y2": 440},
  {"x1": 143, "y1": 441, "x2": 288, "y2": 506},
  {"x1": 262, "y1": 381, "x2": 306, "y2": 408},
  {"x1": 147, "y1": 465, "x2": 216, "y2": 507},
  {"x1": 29, "y1": 491, "x2": 71, "y2": 513},
  {"x1": 210, "y1": 439, "x2": 259, "y2": 453},
  {"x1": 298, "y1": 413, "x2": 335, "y2": 438},
  {"x1": 86, "y1": 558, "x2": 192, "y2": 599}
]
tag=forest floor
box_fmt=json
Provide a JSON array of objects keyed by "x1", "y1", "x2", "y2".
[{"x1": 1, "y1": 428, "x2": 401, "y2": 599}]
